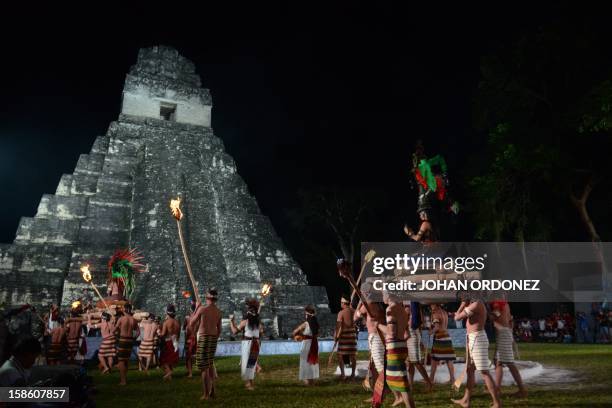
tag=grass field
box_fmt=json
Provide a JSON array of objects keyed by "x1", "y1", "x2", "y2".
[{"x1": 91, "y1": 343, "x2": 612, "y2": 407}]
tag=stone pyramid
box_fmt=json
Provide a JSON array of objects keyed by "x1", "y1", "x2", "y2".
[{"x1": 0, "y1": 46, "x2": 333, "y2": 337}]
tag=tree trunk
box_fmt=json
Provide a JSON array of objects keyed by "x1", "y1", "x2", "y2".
[{"x1": 570, "y1": 177, "x2": 601, "y2": 242}]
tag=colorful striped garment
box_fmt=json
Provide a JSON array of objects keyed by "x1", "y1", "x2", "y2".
[
  {"x1": 46, "y1": 342, "x2": 64, "y2": 363},
  {"x1": 196, "y1": 334, "x2": 218, "y2": 370},
  {"x1": 98, "y1": 335, "x2": 117, "y2": 358},
  {"x1": 385, "y1": 339, "x2": 410, "y2": 393},
  {"x1": 137, "y1": 338, "x2": 154, "y2": 358},
  {"x1": 117, "y1": 336, "x2": 134, "y2": 362},
  {"x1": 431, "y1": 329, "x2": 456, "y2": 361},
  {"x1": 67, "y1": 337, "x2": 79, "y2": 358},
  {"x1": 337, "y1": 327, "x2": 357, "y2": 355}
]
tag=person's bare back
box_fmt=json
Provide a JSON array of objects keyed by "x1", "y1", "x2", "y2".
[
  {"x1": 141, "y1": 320, "x2": 157, "y2": 342},
  {"x1": 194, "y1": 304, "x2": 222, "y2": 337},
  {"x1": 338, "y1": 307, "x2": 354, "y2": 331},
  {"x1": 51, "y1": 326, "x2": 66, "y2": 343},
  {"x1": 161, "y1": 317, "x2": 180, "y2": 339},
  {"x1": 117, "y1": 314, "x2": 139, "y2": 338},
  {"x1": 66, "y1": 318, "x2": 82, "y2": 340}
]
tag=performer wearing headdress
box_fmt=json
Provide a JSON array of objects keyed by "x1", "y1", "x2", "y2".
[
  {"x1": 116, "y1": 303, "x2": 140, "y2": 386},
  {"x1": 404, "y1": 208, "x2": 437, "y2": 243},
  {"x1": 452, "y1": 298, "x2": 501, "y2": 408},
  {"x1": 429, "y1": 303, "x2": 456, "y2": 384},
  {"x1": 106, "y1": 248, "x2": 145, "y2": 302},
  {"x1": 183, "y1": 300, "x2": 197, "y2": 378},
  {"x1": 88, "y1": 311, "x2": 116, "y2": 374},
  {"x1": 189, "y1": 288, "x2": 222, "y2": 400},
  {"x1": 335, "y1": 295, "x2": 357, "y2": 380},
  {"x1": 490, "y1": 299, "x2": 527, "y2": 398},
  {"x1": 159, "y1": 304, "x2": 180, "y2": 381},
  {"x1": 230, "y1": 298, "x2": 262, "y2": 390},
  {"x1": 46, "y1": 317, "x2": 66, "y2": 365},
  {"x1": 376, "y1": 291, "x2": 415, "y2": 408},
  {"x1": 292, "y1": 305, "x2": 319, "y2": 385},
  {"x1": 405, "y1": 301, "x2": 433, "y2": 391},
  {"x1": 137, "y1": 313, "x2": 158, "y2": 372},
  {"x1": 353, "y1": 284, "x2": 386, "y2": 402},
  {"x1": 65, "y1": 303, "x2": 84, "y2": 363}
]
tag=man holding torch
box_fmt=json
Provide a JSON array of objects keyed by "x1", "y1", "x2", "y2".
[{"x1": 189, "y1": 289, "x2": 222, "y2": 400}]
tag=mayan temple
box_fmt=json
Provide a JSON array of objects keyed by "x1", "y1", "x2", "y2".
[{"x1": 0, "y1": 46, "x2": 333, "y2": 336}]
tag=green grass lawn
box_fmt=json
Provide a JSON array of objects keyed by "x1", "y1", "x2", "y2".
[{"x1": 90, "y1": 343, "x2": 612, "y2": 407}]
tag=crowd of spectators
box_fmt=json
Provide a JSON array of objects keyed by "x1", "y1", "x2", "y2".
[{"x1": 514, "y1": 303, "x2": 612, "y2": 344}]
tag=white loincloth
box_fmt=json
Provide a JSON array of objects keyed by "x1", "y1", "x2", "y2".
[
  {"x1": 468, "y1": 330, "x2": 491, "y2": 371},
  {"x1": 495, "y1": 327, "x2": 515, "y2": 364},
  {"x1": 407, "y1": 328, "x2": 423, "y2": 363},
  {"x1": 368, "y1": 333, "x2": 385, "y2": 373}
]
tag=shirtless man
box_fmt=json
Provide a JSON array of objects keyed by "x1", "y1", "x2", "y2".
[
  {"x1": 490, "y1": 300, "x2": 527, "y2": 398},
  {"x1": 138, "y1": 314, "x2": 158, "y2": 373},
  {"x1": 47, "y1": 317, "x2": 66, "y2": 365},
  {"x1": 116, "y1": 303, "x2": 140, "y2": 386},
  {"x1": 429, "y1": 303, "x2": 456, "y2": 384},
  {"x1": 405, "y1": 302, "x2": 433, "y2": 391},
  {"x1": 88, "y1": 312, "x2": 116, "y2": 373},
  {"x1": 65, "y1": 309, "x2": 84, "y2": 363},
  {"x1": 377, "y1": 291, "x2": 415, "y2": 408},
  {"x1": 354, "y1": 288, "x2": 386, "y2": 402},
  {"x1": 452, "y1": 297, "x2": 502, "y2": 408},
  {"x1": 335, "y1": 296, "x2": 357, "y2": 380},
  {"x1": 159, "y1": 304, "x2": 180, "y2": 381},
  {"x1": 183, "y1": 301, "x2": 197, "y2": 378},
  {"x1": 189, "y1": 289, "x2": 222, "y2": 400}
]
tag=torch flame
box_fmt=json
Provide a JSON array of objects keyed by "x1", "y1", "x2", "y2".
[
  {"x1": 71, "y1": 300, "x2": 81, "y2": 310},
  {"x1": 170, "y1": 197, "x2": 183, "y2": 220},
  {"x1": 182, "y1": 290, "x2": 192, "y2": 299},
  {"x1": 261, "y1": 283, "x2": 272, "y2": 297},
  {"x1": 80, "y1": 264, "x2": 92, "y2": 282}
]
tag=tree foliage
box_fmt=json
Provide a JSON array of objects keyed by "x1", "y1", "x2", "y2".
[{"x1": 469, "y1": 22, "x2": 612, "y2": 242}]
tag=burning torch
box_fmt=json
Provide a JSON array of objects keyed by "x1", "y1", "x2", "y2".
[
  {"x1": 170, "y1": 197, "x2": 201, "y2": 303},
  {"x1": 80, "y1": 264, "x2": 110, "y2": 310},
  {"x1": 258, "y1": 283, "x2": 272, "y2": 313}
]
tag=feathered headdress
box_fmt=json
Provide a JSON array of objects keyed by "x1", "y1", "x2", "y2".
[{"x1": 107, "y1": 248, "x2": 145, "y2": 301}]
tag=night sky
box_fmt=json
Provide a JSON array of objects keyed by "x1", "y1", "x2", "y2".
[{"x1": 0, "y1": 3, "x2": 588, "y2": 293}]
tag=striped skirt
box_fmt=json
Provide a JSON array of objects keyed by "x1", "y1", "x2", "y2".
[
  {"x1": 99, "y1": 336, "x2": 117, "y2": 358},
  {"x1": 117, "y1": 336, "x2": 134, "y2": 362},
  {"x1": 67, "y1": 337, "x2": 79, "y2": 357},
  {"x1": 138, "y1": 338, "x2": 155, "y2": 358},
  {"x1": 407, "y1": 328, "x2": 422, "y2": 363},
  {"x1": 368, "y1": 333, "x2": 385, "y2": 374},
  {"x1": 495, "y1": 327, "x2": 515, "y2": 364},
  {"x1": 337, "y1": 327, "x2": 357, "y2": 356},
  {"x1": 196, "y1": 334, "x2": 218, "y2": 370},
  {"x1": 431, "y1": 330, "x2": 456, "y2": 361},
  {"x1": 468, "y1": 330, "x2": 490, "y2": 371},
  {"x1": 47, "y1": 342, "x2": 63, "y2": 362},
  {"x1": 385, "y1": 339, "x2": 410, "y2": 393}
]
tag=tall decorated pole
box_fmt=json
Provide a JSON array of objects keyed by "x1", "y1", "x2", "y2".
[{"x1": 170, "y1": 197, "x2": 201, "y2": 304}]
